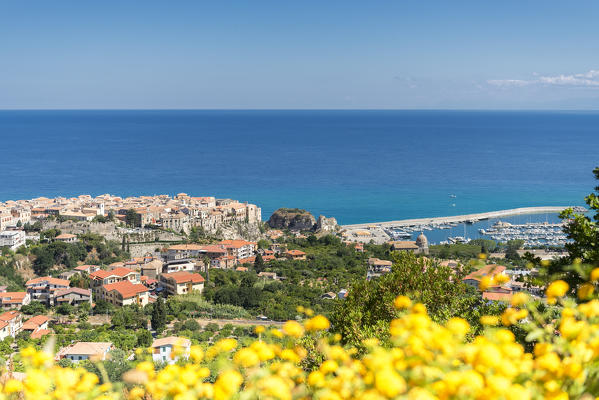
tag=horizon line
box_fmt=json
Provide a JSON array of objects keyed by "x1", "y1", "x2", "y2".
[{"x1": 1, "y1": 108, "x2": 598, "y2": 112}]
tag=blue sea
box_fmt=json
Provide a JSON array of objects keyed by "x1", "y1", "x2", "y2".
[{"x1": 0, "y1": 110, "x2": 597, "y2": 225}]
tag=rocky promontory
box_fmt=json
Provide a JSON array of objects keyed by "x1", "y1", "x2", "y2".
[{"x1": 267, "y1": 208, "x2": 317, "y2": 231}]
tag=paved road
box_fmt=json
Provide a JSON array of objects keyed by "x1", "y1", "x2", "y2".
[{"x1": 195, "y1": 318, "x2": 284, "y2": 327}]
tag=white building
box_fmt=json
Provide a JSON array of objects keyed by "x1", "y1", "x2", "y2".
[
  {"x1": 57, "y1": 342, "x2": 113, "y2": 362},
  {"x1": 0, "y1": 230, "x2": 26, "y2": 251},
  {"x1": 151, "y1": 337, "x2": 191, "y2": 364}
]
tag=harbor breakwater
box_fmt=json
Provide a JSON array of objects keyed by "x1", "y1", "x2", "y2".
[{"x1": 341, "y1": 206, "x2": 585, "y2": 229}]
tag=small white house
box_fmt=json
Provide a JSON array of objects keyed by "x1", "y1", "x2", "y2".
[
  {"x1": 151, "y1": 336, "x2": 191, "y2": 364},
  {"x1": 56, "y1": 342, "x2": 113, "y2": 362}
]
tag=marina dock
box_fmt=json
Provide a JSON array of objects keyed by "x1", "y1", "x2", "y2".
[{"x1": 341, "y1": 206, "x2": 584, "y2": 229}]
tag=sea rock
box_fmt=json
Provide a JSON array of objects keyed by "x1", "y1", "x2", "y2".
[
  {"x1": 267, "y1": 208, "x2": 316, "y2": 231},
  {"x1": 316, "y1": 215, "x2": 338, "y2": 233}
]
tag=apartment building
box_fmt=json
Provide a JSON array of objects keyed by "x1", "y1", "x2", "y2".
[
  {"x1": 99, "y1": 281, "x2": 149, "y2": 307},
  {"x1": 25, "y1": 276, "x2": 71, "y2": 305},
  {"x1": 159, "y1": 271, "x2": 205, "y2": 295}
]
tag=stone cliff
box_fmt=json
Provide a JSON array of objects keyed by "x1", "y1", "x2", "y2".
[{"x1": 267, "y1": 208, "x2": 316, "y2": 231}]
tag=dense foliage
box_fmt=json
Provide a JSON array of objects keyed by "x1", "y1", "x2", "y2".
[{"x1": 330, "y1": 252, "x2": 505, "y2": 349}]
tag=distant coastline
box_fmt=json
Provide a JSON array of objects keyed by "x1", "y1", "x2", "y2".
[{"x1": 341, "y1": 206, "x2": 586, "y2": 229}]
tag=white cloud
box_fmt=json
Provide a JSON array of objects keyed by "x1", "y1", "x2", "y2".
[{"x1": 488, "y1": 69, "x2": 599, "y2": 88}]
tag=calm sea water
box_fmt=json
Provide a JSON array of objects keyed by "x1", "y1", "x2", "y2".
[{"x1": 0, "y1": 110, "x2": 597, "y2": 225}]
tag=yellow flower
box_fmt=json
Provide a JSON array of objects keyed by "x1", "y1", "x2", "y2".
[
  {"x1": 480, "y1": 315, "x2": 499, "y2": 326},
  {"x1": 215, "y1": 338, "x2": 238, "y2": 352},
  {"x1": 308, "y1": 370, "x2": 325, "y2": 387},
  {"x1": 375, "y1": 368, "x2": 406, "y2": 398},
  {"x1": 189, "y1": 346, "x2": 204, "y2": 362},
  {"x1": 494, "y1": 273, "x2": 510, "y2": 285},
  {"x1": 578, "y1": 282, "x2": 594, "y2": 300},
  {"x1": 479, "y1": 276, "x2": 493, "y2": 291},
  {"x1": 234, "y1": 348, "x2": 260, "y2": 368},
  {"x1": 394, "y1": 295, "x2": 412, "y2": 309},
  {"x1": 283, "y1": 320, "x2": 304, "y2": 337},
  {"x1": 546, "y1": 280, "x2": 569, "y2": 299},
  {"x1": 305, "y1": 315, "x2": 330, "y2": 331},
  {"x1": 510, "y1": 292, "x2": 528, "y2": 307},
  {"x1": 590, "y1": 267, "x2": 599, "y2": 282},
  {"x1": 3, "y1": 379, "x2": 23, "y2": 394},
  {"x1": 254, "y1": 325, "x2": 265, "y2": 334},
  {"x1": 445, "y1": 318, "x2": 470, "y2": 337}
]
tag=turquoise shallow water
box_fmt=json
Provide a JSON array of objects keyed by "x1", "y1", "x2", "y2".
[{"x1": 0, "y1": 110, "x2": 597, "y2": 224}]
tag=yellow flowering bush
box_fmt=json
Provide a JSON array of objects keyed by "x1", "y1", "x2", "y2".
[{"x1": 4, "y1": 269, "x2": 599, "y2": 399}]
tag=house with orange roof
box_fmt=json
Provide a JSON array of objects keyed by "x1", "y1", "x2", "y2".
[
  {"x1": 0, "y1": 292, "x2": 31, "y2": 310},
  {"x1": 54, "y1": 233, "x2": 78, "y2": 243},
  {"x1": 159, "y1": 271, "x2": 205, "y2": 295},
  {"x1": 56, "y1": 342, "x2": 113, "y2": 362},
  {"x1": 284, "y1": 249, "x2": 307, "y2": 260},
  {"x1": 89, "y1": 267, "x2": 140, "y2": 297},
  {"x1": 210, "y1": 255, "x2": 237, "y2": 269},
  {"x1": 237, "y1": 256, "x2": 256, "y2": 265},
  {"x1": 152, "y1": 336, "x2": 191, "y2": 364},
  {"x1": 22, "y1": 314, "x2": 49, "y2": 337},
  {"x1": 218, "y1": 240, "x2": 257, "y2": 261},
  {"x1": 74, "y1": 265, "x2": 100, "y2": 275},
  {"x1": 165, "y1": 244, "x2": 206, "y2": 260},
  {"x1": 462, "y1": 264, "x2": 508, "y2": 289},
  {"x1": 30, "y1": 328, "x2": 52, "y2": 339},
  {"x1": 0, "y1": 321, "x2": 10, "y2": 341},
  {"x1": 25, "y1": 276, "x2": 70, "y2": 305},
  {"x1": 482, "y1": 291, "x2": 513, "y2": 302},
  {"x1": 0, "y1": 310, "x2": 23, "y2": 337},
  {"x1": 99, "y1": 280, "x2": 149, "y2": 307}
]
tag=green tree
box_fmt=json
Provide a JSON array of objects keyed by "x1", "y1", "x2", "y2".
[
  {"x1": 152, "y1": 297, "x2": 167, "y2": 333},
  {"x1": 125, "y1": 209, "x2": 139, "y2": 227},
  {"x1": 560, "y1": 166, "x2": 599, "y2": 265},
  {"x1": 254, "y1": 253, "x2": 265, "y2": 273},
  {"x1": 330, "y1": 252, "x2": 494, "y2": 349},
  {"x1": 136, "y1": 329, "x2": 153, "y2": 347}
]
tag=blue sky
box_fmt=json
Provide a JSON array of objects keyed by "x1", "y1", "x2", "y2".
[{"x1": 1, "y1": 1, "x2": 599, "y2": 109}]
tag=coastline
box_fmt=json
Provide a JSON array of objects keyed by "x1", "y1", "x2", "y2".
[{"x1": 341, "y1": 206, "x2": 583, "y2": 229}]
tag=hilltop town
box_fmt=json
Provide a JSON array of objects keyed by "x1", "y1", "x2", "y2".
[{"x1": 0, "y1": 191, "x2": 577, "y2": 377}]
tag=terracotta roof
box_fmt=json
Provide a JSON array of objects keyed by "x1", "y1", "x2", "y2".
[
  {"x1": 90, "y1": 267, "x2": 135, "y2": 280},
  {"x1": 89, "y1": 270, "x2": 113, "y2": 279},
  {"x1": 152, "y1": 336, "x2": 191, "y2": 348},
  {"x1": 198, "y1": 245, "x2": 226, "y2": 253},
  {"x1": 55, "y1": 233, "x2": 77, "y2": 239},
  {"x1": 109, "y1": 267, "x2": 137, "y2": 277},
  {"x1": 482, "y1": 291, "x2": 512, "y2": 302},
  {"x1": 0, "y1": 293, "x2": 28, "y2": 304},
  {"x1": 26, "y1": 276, "x2": 70, "y2": 287},
  {"x1": 59, "y1": 342, "x2": 113, "y2": 357},
  {"x1": 0, "y1": 310, "x2": 21, "y2": 321},
  {"x1": 285, "y1": 249, "x2": 306, "y2": 256},
  {"x1": 219, "y1": 240, "x2": 256, "y2": 249},
  {"x1": 463, "y1": 264, "x2": 507, "y2": 282},
  {"x1": 162, "y1": 271, "x2": 205, "y2": 284},
  {"x1": 0, "y1": 321, "x2": 8, "y2": 330},
  {"x1": 168, "y1": 244, "x2": 204, "y2": 251},
  {"x1": 102, "y1": 281, "x2": 148, "y2": 299},
  {"x1": 74, "y1": 265, "x2": 97, "y2": 271},
  {"x1": 30, "y1": 329, "x2": 52, "y2": 339},
  {"x1": 23, "y1": 315, "x2": 49, "y2": 330},
  {"x1": 390, "y1": 241, "x2": 419, "y2": 250},
  {"x1": 54, "y1": 287, "x2": 91, "y2": 297},
  {"x1": 368, "y1": 257, "x2": 393, "y2": 266}
]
